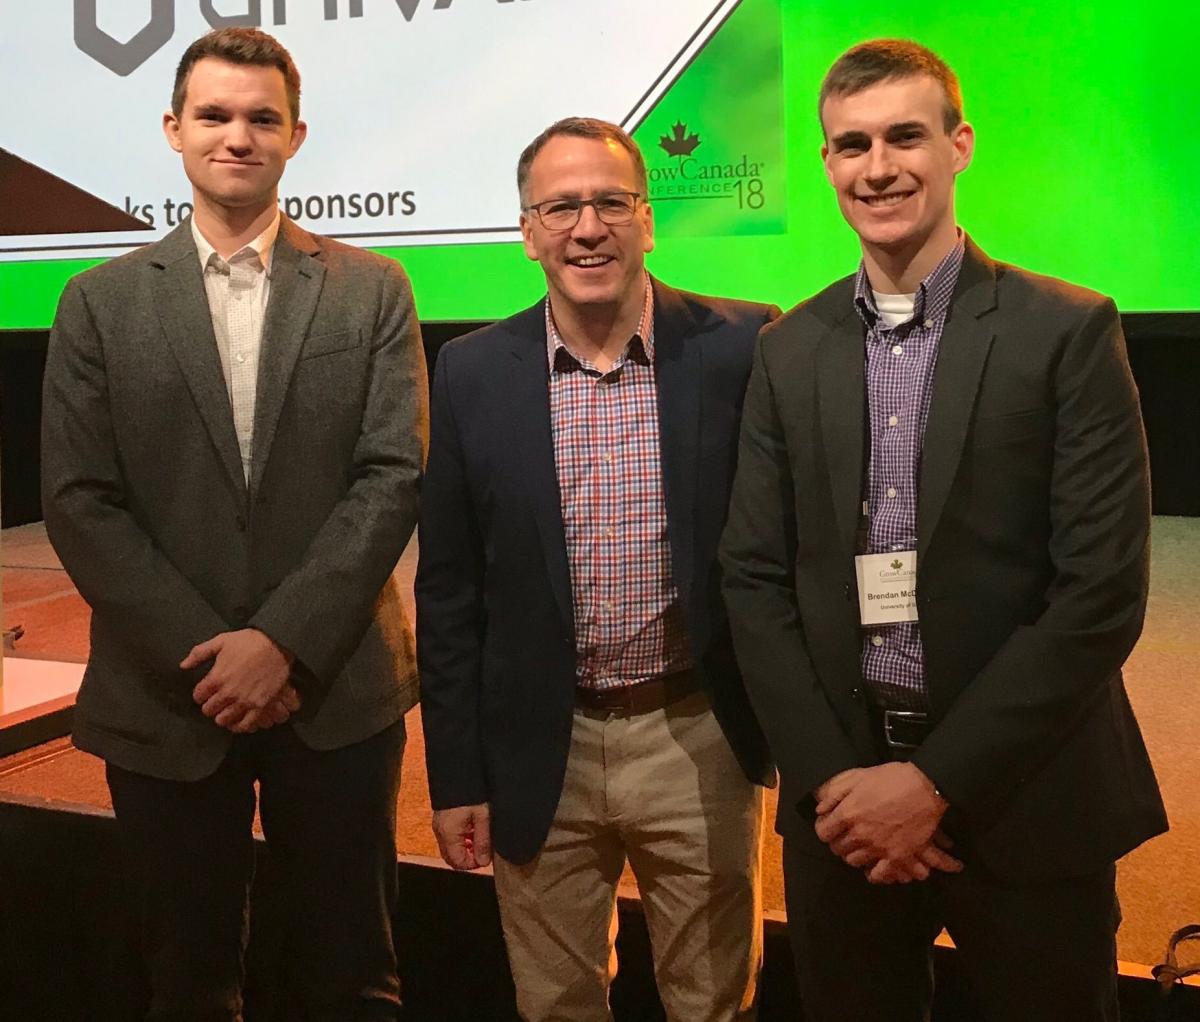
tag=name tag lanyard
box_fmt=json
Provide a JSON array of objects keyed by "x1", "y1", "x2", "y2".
[
  {"x1": 855, "y1": 382, "x2": 919, "y2": 626},
  {"x1": 856, "y1": 391, "x2": 871, "y2": 556}
]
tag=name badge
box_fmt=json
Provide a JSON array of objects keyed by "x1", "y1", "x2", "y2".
[{"x1": 855, "y1": 550, "x2": 918, "y2": 626}]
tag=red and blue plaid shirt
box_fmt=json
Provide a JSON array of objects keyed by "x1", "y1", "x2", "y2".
[
  {"x1": 855, "y1": 238, "x2": 965, "y2": 710},
  {"x1": 546, "y1": 276, "x2": 692, "y2": 690}
]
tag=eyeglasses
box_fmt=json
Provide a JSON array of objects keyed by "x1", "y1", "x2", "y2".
[{"x1": 523, "y1": 191, "x2": 642, "y2": 231}]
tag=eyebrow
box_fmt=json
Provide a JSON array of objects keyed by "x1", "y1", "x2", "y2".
[
  {"x1": 192, "y1": 104, "x2": 283, "y2": 119},
  {"x1": 830, "y1": 130, "x2": 870, "y2": 150},
  {"x1": 885, "y1": 120, "x2": 930, "y2": 139},
  {"x1": 830, "y1": 120, "x2": 932, "y2": 150},
  {"x1": 539, "y1": 190, "x2": 629, "y2": 202}
]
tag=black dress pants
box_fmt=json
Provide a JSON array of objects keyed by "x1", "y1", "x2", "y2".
[
  {"x1": 782, "y1": 838, "x2": 1121, "y2": 1022},
  {"x1": 107, "y1": 717, "x2": 406, "y2": 1022}
]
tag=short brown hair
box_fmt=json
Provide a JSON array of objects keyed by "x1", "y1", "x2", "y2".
[
  {"x1": 819, "y1": 39, "x2": 963, "y2": 135},
  {"x1": 517, "y1": 117, "x2": 648, "y2": 206},
  {"x1": 172, "y1": 28, "x2": 301, "y2": 123}
]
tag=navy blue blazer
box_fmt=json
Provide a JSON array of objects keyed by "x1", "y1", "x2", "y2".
[{"x1": 417, "y1": 278, "x2": 778, "y2": 864}]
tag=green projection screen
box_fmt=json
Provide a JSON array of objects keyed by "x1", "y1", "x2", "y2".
[{"x1": 1, "y1": 0, "x2": 1196, "y2": 329}]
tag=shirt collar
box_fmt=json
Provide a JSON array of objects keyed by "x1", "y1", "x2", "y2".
[
  {"x1": 853, "y1": 232, "x2": 965, "y2": 330},
  {"x1": 545, "y1": 273, "x2": 655, "y2": 372},
  {"x1": 192, "y1": 209, "x2": 281, "y2": 276}
]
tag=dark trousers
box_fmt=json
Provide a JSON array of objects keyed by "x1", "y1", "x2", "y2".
[
  {"x1": 782, "y1": 839, "x2": 1121, "y2": 1022},
  {"x1": 106, "y1": 718, "x2": 406, "y2": 1022}
]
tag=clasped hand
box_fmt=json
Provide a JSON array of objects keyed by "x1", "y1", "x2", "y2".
[
  {"x1": 814, "y1": 762, "x2": 962, "y2": 884},
  {"x1": 433, "y1": 803, "x2": 493, "y2": 871},
  {"x1": 184, "y1": 628, "x2": 300, "y2": 734}
]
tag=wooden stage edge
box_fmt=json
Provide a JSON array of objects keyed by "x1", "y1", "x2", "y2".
[{"x1": 0, "y1": 784, "x2": 1194, "y2": 995}]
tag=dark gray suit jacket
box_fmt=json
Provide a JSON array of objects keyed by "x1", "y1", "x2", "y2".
[
  {"x1": 721, "y1": 237, "x2": 1167, "y2": 882},
  {"x1": 42, "y1": 216, "x2": 428, "y2": 781}
]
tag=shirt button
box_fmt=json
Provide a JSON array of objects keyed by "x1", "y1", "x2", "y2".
[
  {"x1": 601, "y1": 452, "x2": 613, "y2": 463},
  {"x1": 236, "y1": 352, "x2": 247, "y2": 364},
  {"x1": 892, "y1": 344, "x2": 903, "y2": 356},
  {"x1": 604, "y1": 527, "x2": 615, "y2": 538},
  {"x1": 886, "y1": 486, "x2": 897, "y2": 498},
  {"x1": 888, "y1": 414, "x2": 898, "y2": 427},
  {"x1": 924, "y1": 319, "x2": 933, "y2": 328},
  {"x1": 871, "y1": 634, "x2": 884, "y2": 647}
]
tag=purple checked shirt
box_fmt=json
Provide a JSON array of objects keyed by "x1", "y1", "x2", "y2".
[{"x1": 856, "y1": 239, "x2": 965, "y2": 711}]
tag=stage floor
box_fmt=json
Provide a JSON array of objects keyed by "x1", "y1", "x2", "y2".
[{"x1": 2, "y1": 519, "x2": 1197, "y2": 968}]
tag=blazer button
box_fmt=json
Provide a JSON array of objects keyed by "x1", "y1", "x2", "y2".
[
  {"x1": 233, "y1": 606, "x2": 249, "y2": 625},
  {"x1": 843, "y1": 582, "x2": 851, "y2": 601},
  {"x1": 235, "y1": 515, "x2": 247, "y2": 532},
  {"x1": 850, "y1": 687, "x2": 862, "y2": 701}
]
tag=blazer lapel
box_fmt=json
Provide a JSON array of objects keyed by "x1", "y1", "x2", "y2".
[
  {"x1": 504, "y1": 304, "x2": 575, "y2": 638},
  {"x1": 917, "y1": 239, "x2": 999, "y2": 560},
  {"x1": 651, "y1": 279, "x2": 701, "y2": 613},
  {"x1": 151, "y1": 221, "x2": 246, "y2": 500},
  {"x1": 249, "y1": 217, "x2": 324, "y2": 494},
  {"x1": 817, "y1": 302, "x2": 867, "y2": 560}
]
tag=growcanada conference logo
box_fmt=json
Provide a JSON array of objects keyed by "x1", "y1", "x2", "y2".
[
  {"x1": 650, "y1": 117, "x2": 767, "y2": 212},
  {"x1": 878, "y1": 557, "x2": 915, "y2": 581}
]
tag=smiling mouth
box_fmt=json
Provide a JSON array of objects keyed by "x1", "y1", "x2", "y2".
[
  {"x1": 858, "y1": 191, "x2": 914, "y2": 208},
  {"x1": 567, "y1": 255, "x2": 614, "y2": 268}
]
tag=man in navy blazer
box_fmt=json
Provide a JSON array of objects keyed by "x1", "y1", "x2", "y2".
[{"x1": 417, "y1": 117, "x2": 777, "y2": 1020}]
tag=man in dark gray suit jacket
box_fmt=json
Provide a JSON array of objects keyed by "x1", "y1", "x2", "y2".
[
  {"x1": 41, "y1": 28, "x2": 427, "y2": 1020},
  {"x1": 720, "y1": 39, "x2": 1166, "y2": 1021}
]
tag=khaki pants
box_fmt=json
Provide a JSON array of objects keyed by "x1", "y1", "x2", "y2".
[{"x1": 493, "y1": 690, "x2": 765, "y2": 1022}]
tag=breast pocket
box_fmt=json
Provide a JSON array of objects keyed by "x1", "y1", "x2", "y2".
[{"x1": 299, "y1": 328, "x2": 362, "y2": 361}]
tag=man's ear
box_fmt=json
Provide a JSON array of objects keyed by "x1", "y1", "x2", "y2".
[
  {"x1": 163, "y1": 110, "x2": 183, "y2": 153},
  {"x1": 820, "y1": 142, "x2": 835, "y2": 186},
  {"x1": 287, "y1": 119, "x2": 308, "y2": 159},
  {"x1": 951, "y1": 121, "x2": 975, "y2": 175},
  {"x1": 520, "y1": 212, "x2": 539, "y2": 262}
]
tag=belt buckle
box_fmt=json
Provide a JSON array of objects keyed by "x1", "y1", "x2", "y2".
[{"x1": 882, "y1": 710, "x2": 927, "y2": 750}]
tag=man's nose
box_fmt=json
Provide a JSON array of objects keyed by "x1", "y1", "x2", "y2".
[
  {"x1": 224, "y1": 119, "x2": 252, "y2": 152},
  {"x1": 571, "y1": 202, "x2": 609, "y2": 241},
  {"x1": 864, "y1": 144, "x2": 898, "y2": 186}
]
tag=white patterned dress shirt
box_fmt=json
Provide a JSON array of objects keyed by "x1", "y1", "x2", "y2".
[{"x1": 191, "y1": 212, "x2": 280, "y2": 483}]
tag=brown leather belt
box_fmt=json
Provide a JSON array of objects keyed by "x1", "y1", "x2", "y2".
[{"x1": 574, "y1": 669, "x2": 700, "y2": 714}]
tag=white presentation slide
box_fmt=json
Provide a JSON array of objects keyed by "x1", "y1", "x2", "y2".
[{"x1": 0, "y1": 0, "x2": 742, "y2": 259}]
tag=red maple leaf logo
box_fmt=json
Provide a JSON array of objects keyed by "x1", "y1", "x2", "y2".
[{"x1": 659, "y1": 121, "x2": 701, "y2": 159}]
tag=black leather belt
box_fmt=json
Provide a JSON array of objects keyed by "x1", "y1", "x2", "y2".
[
  {"x1": 869, "y1": 705, "x2": 933, "y2": 752},
  {"x1": 575, "y1": 669, "x2": 699, "y2": 714}
]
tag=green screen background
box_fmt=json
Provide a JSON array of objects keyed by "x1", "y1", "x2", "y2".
[{"x1": 2, "y1": 0, "x2": 1196, "y2": 328}]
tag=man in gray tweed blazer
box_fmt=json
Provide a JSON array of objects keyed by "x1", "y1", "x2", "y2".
[{"x1": 41, "y1": 28, "x2": 427, "y2": 1020}]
